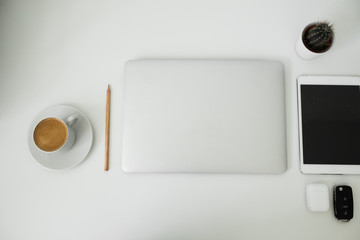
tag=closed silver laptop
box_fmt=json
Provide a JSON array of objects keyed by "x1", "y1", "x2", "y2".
[{"x1": 122, "y1": 59, "x2": 287, "y2": 174}]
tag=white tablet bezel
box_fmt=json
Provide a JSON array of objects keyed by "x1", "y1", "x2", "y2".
[{"x1": 297, "y1": 75, "x2": 360, "y2": 174}]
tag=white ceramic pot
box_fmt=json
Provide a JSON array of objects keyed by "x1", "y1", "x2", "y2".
[
  {"x1": 295, "y1": 23, "x2": 333, "y2": 60},
  {"x1": 295, "y1": 35, "x2": 325, "y2": 60}
]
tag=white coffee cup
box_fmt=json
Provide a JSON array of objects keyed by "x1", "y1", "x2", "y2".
[{"x1": 33, "y1": 114, "x2": 79, "y2": 155}]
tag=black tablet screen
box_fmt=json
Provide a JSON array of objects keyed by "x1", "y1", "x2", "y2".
[{"x1": 301, "y1": 85, "x2": 360, "y2": 165}]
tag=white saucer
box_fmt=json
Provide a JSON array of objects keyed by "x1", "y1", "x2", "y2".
[{"x1": 28, "y1": 105, "x2": 93, "y2": 171}]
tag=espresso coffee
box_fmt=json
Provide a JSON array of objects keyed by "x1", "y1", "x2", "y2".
[{"x1": 33, "y1": 117, "x2": 68, "y2": 152}]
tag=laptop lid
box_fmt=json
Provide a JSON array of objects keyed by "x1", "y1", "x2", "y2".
[{"x1": 122, "y1": 59, "x2": 287, "y2": 173}]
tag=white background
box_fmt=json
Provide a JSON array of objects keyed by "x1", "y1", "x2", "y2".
[{"x1": 1, "y1": 0, "x2": 360, "y2": 239}]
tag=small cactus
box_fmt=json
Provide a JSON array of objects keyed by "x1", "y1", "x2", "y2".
[{"x1": 303, "y1": 22, "x2": 334, "y2": 53}]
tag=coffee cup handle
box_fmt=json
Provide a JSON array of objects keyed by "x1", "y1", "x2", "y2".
[{"x1": 64, "y1": 113, "x2": 80, "y2": 127}]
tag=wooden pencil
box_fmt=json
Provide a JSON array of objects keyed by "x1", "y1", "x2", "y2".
[{"x1": 104, "y1": 84, "x2": 111, "y2": 171}]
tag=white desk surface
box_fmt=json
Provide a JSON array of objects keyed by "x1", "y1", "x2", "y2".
[{"x1": 0, "y1": 0, "x2": 360, "y2": 239}]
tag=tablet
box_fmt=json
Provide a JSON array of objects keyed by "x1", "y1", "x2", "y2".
[{"x1": 298, "y1": 75, "x2": 360, "y2": 174}]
